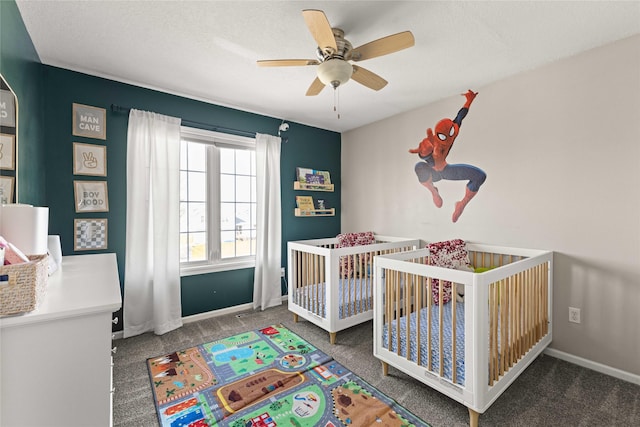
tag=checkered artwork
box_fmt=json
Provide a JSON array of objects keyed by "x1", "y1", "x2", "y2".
[{"x1": 74, "y1": 218, "x2": 108, "y2": 250}]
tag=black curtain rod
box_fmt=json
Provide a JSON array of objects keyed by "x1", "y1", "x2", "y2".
[{"x1": 110, "y1": 104, "x2": 257, "y2": 139}]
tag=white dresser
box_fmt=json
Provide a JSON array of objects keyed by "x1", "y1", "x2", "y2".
[{"x1": 0, "y1": 253, "x2": 122, "y2": 427}]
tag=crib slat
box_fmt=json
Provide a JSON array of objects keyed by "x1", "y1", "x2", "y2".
[
  {"x1": 303, "y1": 250, "x2": 308, "y2": 308},
  {"x1": 505, "y1": 275, "x2": 512, "y2": 370},
  {"x1": 298, "y1": 250, "x2": 302, "y2": 307},
  {"x1": 307, "y1": 251, "x2": 312, "y2": 311},
  {"x1": 427, "y1": 275, "x2": 432, "y2": 371},
  {"x1": 318, "y1": 252, "x2": 323, "y2": 315},
  {"x1": 532, "y1": 265, "x2": 538, "y2": 341},
  {"x1": 362, "y1": 251, "x2": 367, "y2": 314},
  {"x1": 308, "y1": 252, "x2": 312, "y2": 314},
  {"x1": 523, "y1": 269, "x2": 529, "y2": 351},
  {"x1": 415, "y1": 273, "x2": 422, "y2": 366},
  {"x1": 490, "y1": 282, "x2": 497, "y2": 385},
  {"x1": 528, "y1": 268, "x2": 534, "y2": 350},
  {"x1": 537, "y1": 265, "x2": 542, "y2": 340},
  {"x1": 309, "y1": 253, "x2": 314, "y2": 314},
  {"x1": 543, "y1": 262, "x2": 549, "y2": 336},
  {"x1": 527, "y1": 268, "x2": 533, "y2": 350},
  {"x1": 489, "y1": 282, "x2": 493, "y2": 384},
  {"x1": 305, "y1": 254, "x2": 318, "y2": 313},
  {"x1": 509, "y1": 274, "x2": 516, "y2": 369},
  {"x1": 345, "y1": 254, "x2": 350, "y2": 318},
  {"x1": 519, "y1": 270, "x2": 525, "y2": 355},
  {"x1": 451, "y1": 282, "x2": 457, "y2": 385},
  {"x1": 536, "y1": 264, "x2": 542, "y2": 340},
  {"x1": 540, "y1": 263, "x2": 546, "y2": 337},
  {"x1": 514, "y1": 272, "x2": 520, "y2": 358},
  {"x1": 314, "y1": 253, "x2": 320, "y2": 316},
  {"x1": 405, "y1": 271, "x2": 411, "y2": 361},
  {"x1": 303, "y1": 252, "x2": 308, "y2": 310},
  {"x1": 438, "y1": 279, "x2": 444, "y2": 378},
  {"x1": 510, "y1": 274, "x2": 517, "y2": 366},
  {"x1": 386, "y1": 268, "x2": 392, "y2": 352},
  {"x1": 501, "y1": 275, "x2": 508, "y2": 372},
  {"x1": 395, "y1": 269, "x2": 401, "y2": 356},
  {"x1": 497, "y1": 280, "x2": 502, "y2": 381},
  {"x1": 296, "y1": 250, "x2": 302, "y2": 306}
]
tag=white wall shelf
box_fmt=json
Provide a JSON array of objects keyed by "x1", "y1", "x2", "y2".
[
  {"x1": 294, "y1": 208, "x2": 336, "y2": 217},
  {"x1": 294, "y1": 181, "x2": 334, "y2": 192}
]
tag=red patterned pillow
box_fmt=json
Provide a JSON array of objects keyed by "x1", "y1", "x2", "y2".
[
  {"x1": 336, "y1": 231, "x2": 376, "y2": 278},
  {"x1": 337, "y1": 231, "x2": 375, "y2": 248},
  {"x1": 426, "y1": 239, "x2": 470, "y2": 304}
]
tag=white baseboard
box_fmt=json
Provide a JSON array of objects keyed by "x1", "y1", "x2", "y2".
[
  {"x1": 113, "y1": 296, "x2": 288, "y2": 341},
  {"x1": 544, "y1": 348, "x2": 640, "y2": 385},
  {"x1": 182, "y1": 302, "x2": 255, "y2": 324}
]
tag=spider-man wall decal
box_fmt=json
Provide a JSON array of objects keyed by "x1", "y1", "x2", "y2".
[{"x1": 409, "y1": 90, "x2": 486, "y2": 222}]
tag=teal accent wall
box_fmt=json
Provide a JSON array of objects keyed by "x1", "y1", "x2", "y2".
[
  {"x1": 41, "y1": 66, "x2": 341, "y2": 327},
  {"x1": 0, "y1": 0, "x2": 46, "y2": 205}
]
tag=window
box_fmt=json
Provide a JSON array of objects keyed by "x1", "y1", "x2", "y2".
[{"x1": 179, "y1": 127, "x2": 256, "y2": 275}]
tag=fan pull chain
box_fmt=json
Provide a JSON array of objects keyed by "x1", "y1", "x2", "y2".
[{"x1": 333, "y1": 86, "x2": 340, "y2": 119}]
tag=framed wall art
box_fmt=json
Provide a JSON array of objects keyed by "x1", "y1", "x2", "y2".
[
  {"x1": 0, "y1": 176, "x2": 14, "y2": 204},
  {"x1": 74, "y1": 218, "x2": 108, "y2": 251},
  {"x1": 73, "y1": 142, "x2": 106, "y2": 176},
  {"x1": 74, "y1": 180, "x2": 109, "y2": 212},
  {"x1": 0, "y1": 88, "x2": 16, "y2": 127},
  {"x1": 0, "y1": 133, "x2": 15, "y2": 170},
  {"x1": 72, "y1": 103, "x2": 106, "y2": 140}
]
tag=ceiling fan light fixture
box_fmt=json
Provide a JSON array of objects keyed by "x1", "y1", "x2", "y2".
[{"x1": 317, "y1": 59, "x2": 353, "y2": 88}]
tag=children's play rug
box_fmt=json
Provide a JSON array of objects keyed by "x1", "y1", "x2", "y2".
[{"x1": 147, "y1": 324, "x2": 430, "y2": 427}]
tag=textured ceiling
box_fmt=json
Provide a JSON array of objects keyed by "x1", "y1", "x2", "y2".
[{"x1": 15, "y1": 1, "x2": 640, "y2": 133}]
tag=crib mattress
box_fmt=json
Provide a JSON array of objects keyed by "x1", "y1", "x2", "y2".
[
  {"x1": 292, "y1": 278, "x2": 373, "y2": 319},
  {"x1": 382, "y1": 302, "x2": 465, "y2": 385}
]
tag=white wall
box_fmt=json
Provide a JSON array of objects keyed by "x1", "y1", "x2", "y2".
[{"x1": 342, "y1": 34, "x2": 640, "y2": 376}]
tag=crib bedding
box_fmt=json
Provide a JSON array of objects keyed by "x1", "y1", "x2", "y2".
[
  {"x1": 293, "y1": 278, "x2": 373, "y2": 319},
  {"x1": 382, "y1": 301, "x2": 466, "y2": 385}
]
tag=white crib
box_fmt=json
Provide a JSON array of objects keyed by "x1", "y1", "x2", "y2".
[
  {"x1": 287, "y1": 234, "x2": 420, "y2": 344},
  {"x1": 373, "y1": 243, "x2": 553, "y2": 426}
]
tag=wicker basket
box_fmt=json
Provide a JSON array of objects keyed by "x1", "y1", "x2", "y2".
[{"x1": 0, "y1": 254, "x2": 49, "y2": 316}]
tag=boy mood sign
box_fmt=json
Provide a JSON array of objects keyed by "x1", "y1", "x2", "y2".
[{"x1": 74, "y1": 180, "x2": 109, "y2": 212}]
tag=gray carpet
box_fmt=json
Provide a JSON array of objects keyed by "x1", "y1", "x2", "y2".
[{"x1": 113, "y1": 304, "x2": 639, "y2": 426}]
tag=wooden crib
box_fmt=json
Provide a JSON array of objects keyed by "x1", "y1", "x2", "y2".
[
  {"x1": 287, "y1": 234, "x2": 420, "y2": 344},
  {"x1": 373, "y1": 243, "x2": 553, "y2": 426}
]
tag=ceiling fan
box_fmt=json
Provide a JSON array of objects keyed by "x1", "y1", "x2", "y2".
[{"x1": 257, "y1": 9, "x2": 415, "y2": 96}]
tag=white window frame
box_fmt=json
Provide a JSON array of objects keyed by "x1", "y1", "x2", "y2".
[{"x1": 179, "y1": 126, "x2": 257, "y2": 277}]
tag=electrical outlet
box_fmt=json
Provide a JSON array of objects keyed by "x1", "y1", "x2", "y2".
[
  {"x1": 569, "y1": 307, "x2": 581, "y2": 323},
  {"x1": 280, "y1": 267, "x2": 285, "y2": 277}
]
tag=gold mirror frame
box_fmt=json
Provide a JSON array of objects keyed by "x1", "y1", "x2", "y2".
[{"x1": 0, "y1": 73, "x2": 18, "y2": 203}]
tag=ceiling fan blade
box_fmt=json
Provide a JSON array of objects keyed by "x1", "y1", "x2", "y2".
[
  {"x1": 349, "y1": 31, "x2": 415, "y2": 61},
  {"x1": 305, "y1": 77, "x2": 325, "y2": 96},
  {"x1": 257, "y1": 59, "x2": 319, "y2": 67},
  {"x1": 351, "y1": 65, "x2": 388, "y2": 91},
  {"x1": 302, "y1": 9, "x2": 337, "y2": 54}
]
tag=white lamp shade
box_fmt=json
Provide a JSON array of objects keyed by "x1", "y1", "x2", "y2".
[{"x1": 317, "y1": 59, "x2": 353, "y2": 87}]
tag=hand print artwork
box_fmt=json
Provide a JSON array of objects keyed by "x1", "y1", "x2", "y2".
[
  {"x1": 0, "y1": 134, "x2": 15, "y2": 170},
  {"x1": 409, "y1": 90, "x2": 486, "y2": 222},
  {"x1": 82, "y1": 151, "x2": 98, "y2": 169},
  {"x1": 73, "y1": 142, "x2": 106, "y2": 176}
]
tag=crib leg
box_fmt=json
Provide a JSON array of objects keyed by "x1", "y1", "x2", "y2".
[
  {"x1": 468, "y1": 408, "x2": 480, "y2": 427},
  {"x1": 293, "y1": 313, "x2": 298, "y2": 323},
  {"x1": 381, "y1": 361, "x2": 389, "y2": 377},
  {"x1": 329, "y1": 332, "x2": 337, "y2": 345}
]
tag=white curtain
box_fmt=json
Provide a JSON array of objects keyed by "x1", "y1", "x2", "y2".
[
  {"x1": 253, "y1": 133, "x2": 282, "y2": 310},
  {"x1": 123, "y1": 109, "x2": 183, "y2": 338}
]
